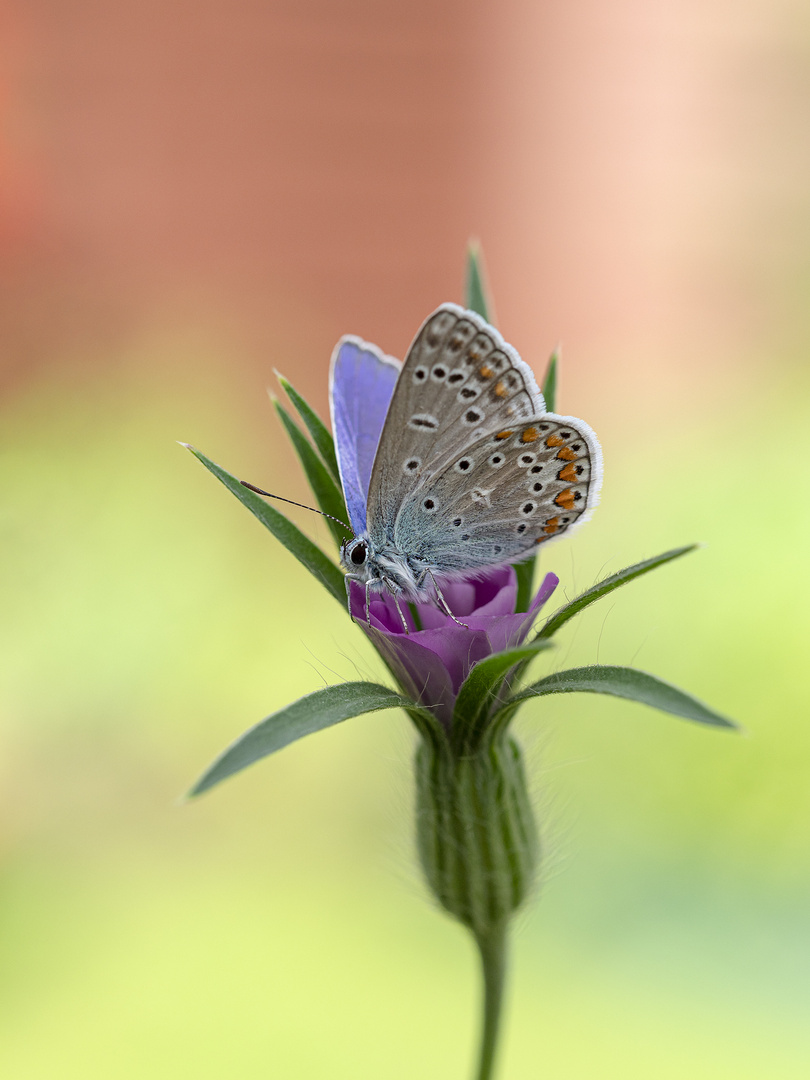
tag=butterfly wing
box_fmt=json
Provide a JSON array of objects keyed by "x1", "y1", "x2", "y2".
[
  {"x1": 393, "y1": 413, "x2": 602, "y2": 575},
  {"x1": 365, "y1": 304, "x2": 545, "y2": 540},
  {"x1": 329, "y1": 336, "x2": 401, "y2": 534}
]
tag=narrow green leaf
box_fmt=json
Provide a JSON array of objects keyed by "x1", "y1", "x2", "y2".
[
  {"x1": 189, "y1": 682, "x2": 416, "y2": 796},
  {"x1": 183, "y1": 444, "x2": 346, "y2": 604},
  {"x1": 276, "y1": 374, "x2": 341, "y2": 485},
  {"x1": 507, "y1": 665, "x2": 738, "y2": 730},
  {"x1": 541, "y1": 351, "x2": 557, "y2": 413},
  {"x1": 465, "y1": 241, "x2": 492, "y2": 322},
  {"x1": 513, "y1": 558, "x2": 536, "y2": 614},
  {"x1": 536, "y1": 545, "x2": 699, "y2": 641},
  {"x1": 273, "y1": 400, "x2": 350, "y2": 549},
  {"x1": 452, "y1": 639, "x2": 555, "y2": 750}
]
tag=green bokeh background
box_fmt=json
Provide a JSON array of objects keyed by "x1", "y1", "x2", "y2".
[{"x1": 1, "y1": 329, "x2": 808, "y2": 1078}]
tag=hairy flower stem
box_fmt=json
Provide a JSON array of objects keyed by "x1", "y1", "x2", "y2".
[{"x1": 474, "y1": 924, "x2": 508, "y2": 1080}]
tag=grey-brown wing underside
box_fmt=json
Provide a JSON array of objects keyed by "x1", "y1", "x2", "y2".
[
  {"x1": 365, "y1": 303, "x2": 546, "y2": 544},
  {"x1": 392, "y1": 414, "x2": 602, "y2": 574}
]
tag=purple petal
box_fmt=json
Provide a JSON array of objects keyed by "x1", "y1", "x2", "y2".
[
  {"x1": 329, "y1": 339, "x2": 400, "y2": 535},
  {"x1": 347, "y1": 569, "x2": 559, "y2": 726}
]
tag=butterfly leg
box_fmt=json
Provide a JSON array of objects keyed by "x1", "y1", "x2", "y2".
[
  {"x1": 423, "y1": 569, "x2": 470, "y2": 630},
  {"x1": 383, "y1": 580, "x2": 411, "y2": 635}
]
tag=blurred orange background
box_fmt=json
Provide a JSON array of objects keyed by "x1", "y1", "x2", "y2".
[{"x1": 1, "y1": 3, "x2": 808, "y2": 1078}]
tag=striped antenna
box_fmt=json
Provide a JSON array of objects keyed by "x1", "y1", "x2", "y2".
[{"x1": 239, "y1": 481, "x2": 353, "y2": 536}]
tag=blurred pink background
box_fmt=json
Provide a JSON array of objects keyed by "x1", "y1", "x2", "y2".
[{"x1": 3, "y1": 0, "x2": 806, "y2": 407}]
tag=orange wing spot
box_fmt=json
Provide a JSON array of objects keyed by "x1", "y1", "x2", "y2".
[
  {"x1": 554, "y1": 489, "x2": 576, "y2": 510},
  {"x1": 493, "y1": 380, "x2": 507, "y2": 398},
  {"x1": 545, "y1": 433, "x2": 564, "y2": 447},
  {"x1": 495, "y1": 430, "x2": 514, "y2": 440},
  {"x1": 543, "y1": 517, "x2": 560, "y2": 535},
  {"x1": 556, "y1": 446, "x2": 577, "y2": 461},
  {"x1": 534, "y1": 535, "x2": 548, "y2": 545},
  {"x1": 479, "y1": 364, "x2": 494, "y2": 379},
  {"x1": 558, "y1": 463, "x2": 579, "y2": 483},
  {"x1": 468, "y1": 350, "x2": 481, "y2": 362},
  {"x1": 521, "y1": 427, "x2": 539, "y2": 443}
]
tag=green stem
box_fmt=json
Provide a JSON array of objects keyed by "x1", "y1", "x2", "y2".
[{"x1": 473, "y1": 924, "x2": 508, "y2": 1080}]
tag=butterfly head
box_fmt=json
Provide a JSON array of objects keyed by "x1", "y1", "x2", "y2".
[{"x1": 341, "y1": 536, "x2": 371, "y2": 575}]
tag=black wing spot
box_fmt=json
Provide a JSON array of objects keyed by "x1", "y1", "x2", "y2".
[
  {"x1": 465, "y1": 409, "x2": 482, "y2": 424},
  {"x1": 532, "y1": 482, "x2": 543, "y2": 492},
  {"x1": 516, "y1": 523, "x2": 527, "y2": 534},
  {"x1": 452, "y1": 517, "x2": 462, "y2": 527}
]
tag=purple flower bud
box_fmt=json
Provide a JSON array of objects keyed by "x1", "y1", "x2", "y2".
[{"x1": 349, "y1": 567, "x2": 558, "y2": 727}]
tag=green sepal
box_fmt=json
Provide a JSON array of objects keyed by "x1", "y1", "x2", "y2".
[
  {"x1": 415, "y1": 732, "x2": 538, "y2": 941},
  {"x1": 541, "y1": 350, "x2": 557, "y2": 413},
  {"x1": 182, "y1": 444, "x2": 345, "y2": 604},
  {"x1": 513, "y1": 559, "x2": 536, "y2": 615},
  {"x1": 451, "y1": 639, "x2": 554, "y2": 753},
  {"x1": 272, "y1": 399, "x2": 350, "y2": 550},
  {"x1": 189, "y1": 682, "x2": 419, "y2": 796},
  {"x1": 536, "y1": 545, "x2": 699, "y2": 641},
  {"x1": 465, "y1": 241, "x2": 492, "y2": 322},
  {"x1": 504, "y1": 664, "x2": 738, "y2": 730},
  {"x1": 276, "y1": 373, "x2": 342, "y2": 486}
]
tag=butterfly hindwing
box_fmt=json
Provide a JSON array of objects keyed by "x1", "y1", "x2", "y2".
[
  {"x1": 392, "y1": 414, "x2": 602, "y2": 574},
  {"x1": 365, "y1": 304, "x2": 545, "y2": 541}
]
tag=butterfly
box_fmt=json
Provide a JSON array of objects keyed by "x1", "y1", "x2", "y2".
[{"x1": 329, "y1": 303, "x2": 602, "y2": 629}]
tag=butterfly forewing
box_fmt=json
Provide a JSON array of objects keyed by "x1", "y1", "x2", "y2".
[
  {"x1": 392, "y1": 414, "x2": 601, "y2": 573},
  {"x1": 365, "y1": 304, "x2": 545, "y2": 538}
]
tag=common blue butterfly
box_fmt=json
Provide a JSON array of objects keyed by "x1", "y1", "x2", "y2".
[{"x1": 330, "y1": 303, "x2": 602, "y2": 627}]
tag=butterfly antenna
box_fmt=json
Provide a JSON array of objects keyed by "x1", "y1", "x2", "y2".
[{"x1": 239, "y1": 481, "x2": 353, "y2": 535}]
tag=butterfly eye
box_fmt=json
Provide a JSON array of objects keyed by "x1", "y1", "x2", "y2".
[{"x1": 350, "y1": 541, "x2": 368, "y2": 566}]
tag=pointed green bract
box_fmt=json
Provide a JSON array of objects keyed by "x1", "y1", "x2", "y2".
[
  {"x1": 273, "y1": 400, "x2": 350, "y2": 549},
  {"x1": 276, "y1": 374, "x2": 342, "y2": 486},
  {"x1": 536, "y1": 545, "x2": 699, "y2": 641},
  {"x1": 507, "y1": 664, "x2": 738, "y2": 730},
  {"x1": 451, "y1": 639, "x2": 555, "y2": 751},
  {"x1": 541, "y1": 351, "x2": 557, "y2": 413},
  {"x1": 183, "y1": 444, "x2": 346, "y2": 603},
  {"x1": 189, "y1": 682, "x2": 417, "y2": 796},
  {"x1": 465, "y1": 242, "x2": 492, "y2": 322}
]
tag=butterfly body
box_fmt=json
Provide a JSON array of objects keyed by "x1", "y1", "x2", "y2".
[{"x1": 331, "y1": 304, "x2": 602, "y2": 611}]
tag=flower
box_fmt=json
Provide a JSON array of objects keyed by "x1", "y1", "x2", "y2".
[{"x1": 349, "y1": 566, "x2": 558, "y2": 727}]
